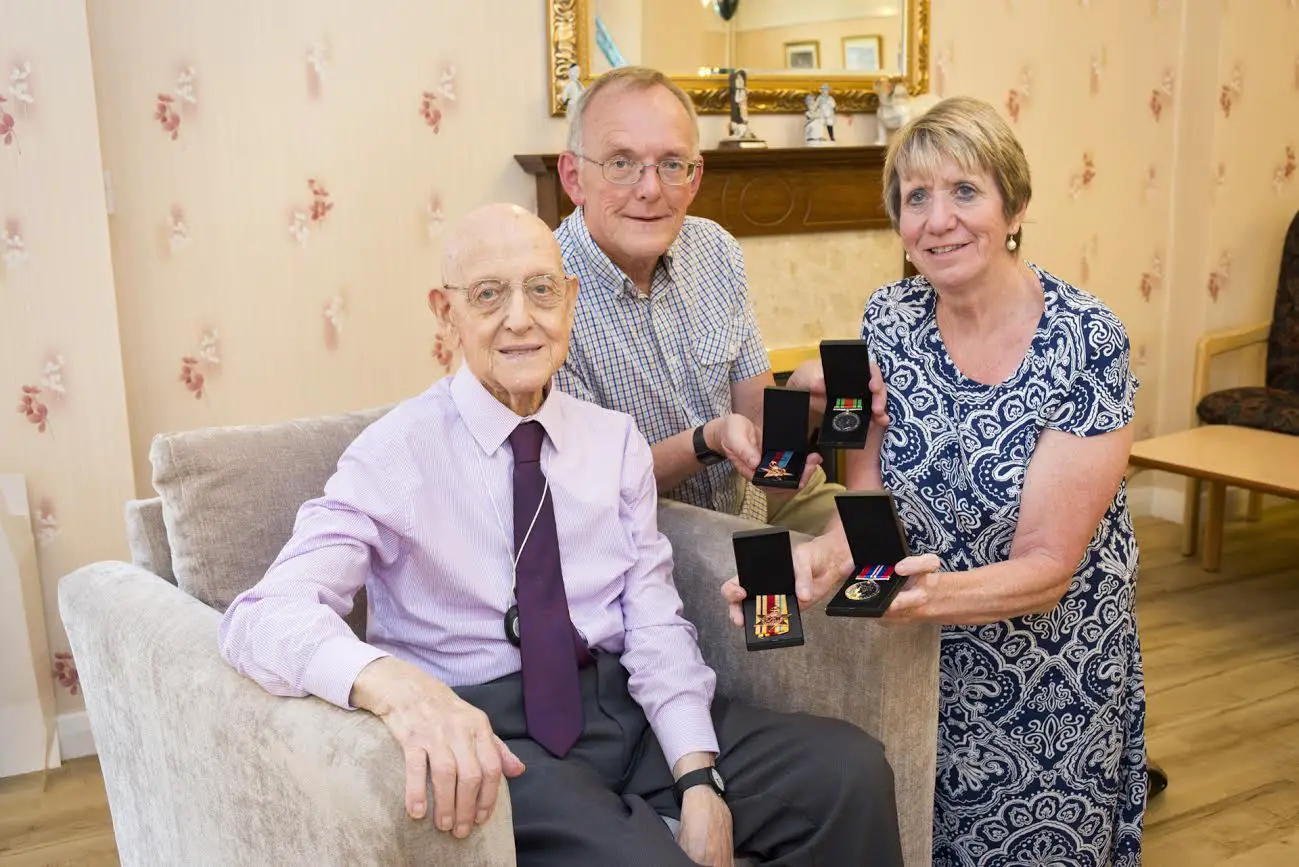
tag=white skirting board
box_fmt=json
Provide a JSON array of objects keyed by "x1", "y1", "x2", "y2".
[
  {"x1": 0, "y1": 474, "x2": 64, "y2": 778},
  {"x1": 57, "y1": 711, "x2": 97, "y2": 759}
]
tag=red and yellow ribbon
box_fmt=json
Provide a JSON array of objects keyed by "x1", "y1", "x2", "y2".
[{"x1": 755, "y1": 594, "x2": 791, "y2": 638}]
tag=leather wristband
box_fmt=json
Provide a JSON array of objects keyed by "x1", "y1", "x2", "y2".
[
  {"x1": 673, "y1": 766, "x2": 726, "y2": 805},
  {"x1": 693, "y1": 423, "x2": 725, "y2": 467}
]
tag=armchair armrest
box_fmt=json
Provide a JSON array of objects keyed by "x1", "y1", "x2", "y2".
[
  {"x1": 656, "y1": 500, "x2": 938, "y2": 867},
  {"x1": 59, "y1": 562, "x2": 514, "y2": 867},
  {"x1": 1192, "y1": 320, "x2": 1272, "y2": 413}
]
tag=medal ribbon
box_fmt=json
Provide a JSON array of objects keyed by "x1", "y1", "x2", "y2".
[
  {"x1": 755, "y1": 594, "x2": 790, "y2": 637},
  {"x1": 854, "y1": 564, "x2": 894, "y2": 581}
]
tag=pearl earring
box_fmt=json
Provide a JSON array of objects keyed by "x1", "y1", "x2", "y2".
[
  {"x1": 1006, "y1": 236, "x2": 1018, "y2": 251},
  {"x1": 904, "y1": 252, "x2": 912, "y2": 262}
]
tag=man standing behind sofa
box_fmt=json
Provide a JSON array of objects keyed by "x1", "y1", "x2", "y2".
[
  {"x1": 553, "y1": 67, "x2": 840, "y2": 536},
  {"x1": 217, "y1": 203, "x2": 902, "y2": 867}
]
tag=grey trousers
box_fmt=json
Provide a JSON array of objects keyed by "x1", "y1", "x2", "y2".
[{"x1": 454, "y1": 653, "x2": 903, "y2": 867}]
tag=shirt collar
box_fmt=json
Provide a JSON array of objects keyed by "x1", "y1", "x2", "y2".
[
  {"x1": 661, "y1": 233, "x2": 685, "y2": 283},
  {"x1": 569, "y1": 207, "x2": 682, "y2": 299},
  {"x1": 450, "y1": 364, "x2": 567, "y2": 456}
]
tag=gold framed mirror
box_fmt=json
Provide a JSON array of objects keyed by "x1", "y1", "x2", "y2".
[{"x1": 547, "y1": 0, "x2": 929, "y2": 116}]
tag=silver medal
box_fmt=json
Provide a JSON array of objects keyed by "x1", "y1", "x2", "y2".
[{"x1": 831, "y1": 411, "x2": 861, "y2": 433}]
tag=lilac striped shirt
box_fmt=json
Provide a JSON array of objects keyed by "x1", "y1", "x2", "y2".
[{"x1": 218, "y1": 365, "x2": 719, "y2": 766}]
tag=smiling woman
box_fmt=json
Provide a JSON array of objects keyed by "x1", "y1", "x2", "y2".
[
  {"x1": 793, "y1": 94, "x2": 1148, "y2": 865},
  {"x1": 884, "y1": 96, "x2": 1031, "y2": 268}
]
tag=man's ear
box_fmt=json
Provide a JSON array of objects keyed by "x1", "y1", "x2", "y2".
[
  {"x1": 686, "y1": 154, "x2": 705, "y2": 200},
  {"x1": 428, "y1": 286, "x2": 451, "y2": 321},
  {"x1": 428, "y1": 287, "x2": 458, "y2": 342},
  {"x1": 558, "y1": 151, "x2": 587, "y2": 206},
  {"x1": 563, "y1": 274, "x2": 580, "y2": 321}
]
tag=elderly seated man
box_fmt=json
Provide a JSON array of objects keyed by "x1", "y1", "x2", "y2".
[{"x1": 217, "y1": 203, "x2": 902, "y2": 867}]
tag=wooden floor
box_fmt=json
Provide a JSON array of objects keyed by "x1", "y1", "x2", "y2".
[
  {"x1": 1139, "y1": 503, "x2": 1299, "y2": 865},
  {"x1": 1, "y1": 506, "x2": 1297, "y2": 866},
  {"x1": 0, "y1": 754, "x2": 116, "y2": 867}
]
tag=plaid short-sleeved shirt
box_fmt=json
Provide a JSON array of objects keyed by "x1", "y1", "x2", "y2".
[{"x1": 554, "y1": 208, "x2": 771, "y2": 516}]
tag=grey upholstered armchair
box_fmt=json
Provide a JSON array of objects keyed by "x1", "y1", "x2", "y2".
[{"x1": 59, "y1": 406, "x2": 940, "y2": 866}]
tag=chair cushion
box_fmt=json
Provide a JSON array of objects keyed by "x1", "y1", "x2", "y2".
[
  {"x1": 1196, "y1": 387, "x2": 1299, "y2": 436},
  {"x1": 149, "y1": 405, "x2": 393, "y2": 612}
]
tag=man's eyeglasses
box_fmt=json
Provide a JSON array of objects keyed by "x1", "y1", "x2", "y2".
[
  {"x1": 576, "y1": 153, "x2": 700, "y2": 186},
  {"x1": 442, "y1": 274, "x2": 572, "y2": 315}
]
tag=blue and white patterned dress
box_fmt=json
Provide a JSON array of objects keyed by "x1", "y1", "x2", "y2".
[{"x1": 862, "y1": 265, "x2": 1146, "y2": 867}]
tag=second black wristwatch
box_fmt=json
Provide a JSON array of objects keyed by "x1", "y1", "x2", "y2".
[
  {"x1": 693, "y1": 424, "x2": 725, "y2": 467},
  {"x1": 673, "y1": 766, "x2": 727, "y2": 805}
]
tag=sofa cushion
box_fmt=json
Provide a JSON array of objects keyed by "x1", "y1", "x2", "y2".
[
  {"x1": 1196, "y1": 387, "x2": 1299, "y2": 436},
  {"x1": 150, "y1": 405, "x2": 393, "y2": 612},
  {"x1": 125, "y1": 497, "x2": 175, "y2": 584}
]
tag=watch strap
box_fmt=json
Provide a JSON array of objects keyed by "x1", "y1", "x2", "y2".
[
  {"x1": 693, "y1": 424, "x2": 724, "y2": 466},
  {"x1": 673, "y1": 766, "x2": 725, "y2": 805}
]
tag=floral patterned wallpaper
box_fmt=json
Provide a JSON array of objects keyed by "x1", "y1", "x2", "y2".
[
  {"x1": 0, "y1": 1, "x2": 137, "y2": 720},
  {"x1": 924, "y1": 0, "x2": 1186, "y2": 444},
  {"x1": 83, "y1": 0, "x2": 567, "y2": 497},
  {"x1": 922, "y1": 0, "x2": 1299, "y2": 519},
  {"x1": 2, "y1": 0, "x2": 1297, "y2": 729}
]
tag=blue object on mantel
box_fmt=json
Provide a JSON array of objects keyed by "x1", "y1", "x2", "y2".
[{"x1": 594, "y1": 15, "x2": 628, "y2": 68}]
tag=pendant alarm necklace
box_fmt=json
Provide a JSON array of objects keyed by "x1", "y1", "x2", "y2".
[{"x1": 477, "y1": 444, "x2": 549, "y2": 647}]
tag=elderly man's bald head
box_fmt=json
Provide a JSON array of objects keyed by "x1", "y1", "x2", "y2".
[
  {"x1": 431, "y1": 203, "x2": 577, "y2": 417},
  {"x1": 441, "y1": 203, "x2": 563, "y2": 288}
]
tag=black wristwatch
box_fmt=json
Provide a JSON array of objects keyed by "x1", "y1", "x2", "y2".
[
  {"x1": 674, "y1": 766, "x2": 727, "y2": 805},
  {"x1": 692, "y1": 424, "x2": 725, "y2": 467}
]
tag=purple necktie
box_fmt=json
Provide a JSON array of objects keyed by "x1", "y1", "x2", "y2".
[{"x1": 510, "y1": 421, "x2": 584, "y2": 758}]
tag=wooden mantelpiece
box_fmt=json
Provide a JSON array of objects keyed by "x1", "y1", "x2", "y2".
[{"x1": 514, "y1": 146, "x2": 890, "y2": 238}]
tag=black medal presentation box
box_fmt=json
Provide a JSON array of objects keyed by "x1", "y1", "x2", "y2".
[
  {"x1": 733, "y1": 527, "x2": 804, "y2": 651},
  {"x1": 816, "y1": 339, "x2": 872, "y2": 449},
  {"x1": 825, "y1": 492, "x2": 911, "y2": 618},
  {"x1": 752, "y1": 386, "x2": 810, "y2": 490}
]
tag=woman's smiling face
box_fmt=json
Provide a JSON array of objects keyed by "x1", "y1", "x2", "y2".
[{"x1": 898, "y1": 156, "x2": 1023, "y2": 289}]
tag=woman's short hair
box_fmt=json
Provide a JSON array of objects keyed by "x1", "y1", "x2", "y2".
[
  {"x1": 882, "y1": 96, "x2": 1032, "y2": 247},
  {"x1": 566, "y1": 66, "x2": 700, "y2": 154}
]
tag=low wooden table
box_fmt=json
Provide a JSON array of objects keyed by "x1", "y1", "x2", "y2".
[{"x1": 1128, "y1": 425, "x2": 1299, "y2": 570}]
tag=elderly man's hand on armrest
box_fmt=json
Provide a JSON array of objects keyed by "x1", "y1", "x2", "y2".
[{"x1": 351, "y1": 656, "x2": 526, "y2": 838}]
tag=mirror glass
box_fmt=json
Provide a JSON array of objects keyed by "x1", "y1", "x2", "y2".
[{"x1": 590, "y1": 0, "x2": 906, "y2": 78}]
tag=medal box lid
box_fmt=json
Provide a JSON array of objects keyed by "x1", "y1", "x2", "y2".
[
  {"x1": 733, "y1": 527, "x2": 796, "y2": 595},
  {"x1": 820, "y1": 339, "x2": 871, "y2": 402},
  {"x1": 762, "y1": 386, "x2": 812, "y2": 452},
  {"x1": 835, "y1": 492, "x2": 910, "y2": 567}
]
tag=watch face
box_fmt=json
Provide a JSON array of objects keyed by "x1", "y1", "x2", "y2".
[{"x1": 711, "y1": 768, "x2": 725, "y2": 793}]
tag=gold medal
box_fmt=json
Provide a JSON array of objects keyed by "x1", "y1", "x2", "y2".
[
  {"x1": 845, "y1": 580, "x2": 879, "y2": 601},
  {"x1": 755, "y1": 594, "x2": 791, "y2": 637},
  {"x1": 760, "y1": 450, "x2": 795, "y2": 479},
  {"x1": 844, "y1": 565, "x2": 893, "y2": 602}
]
